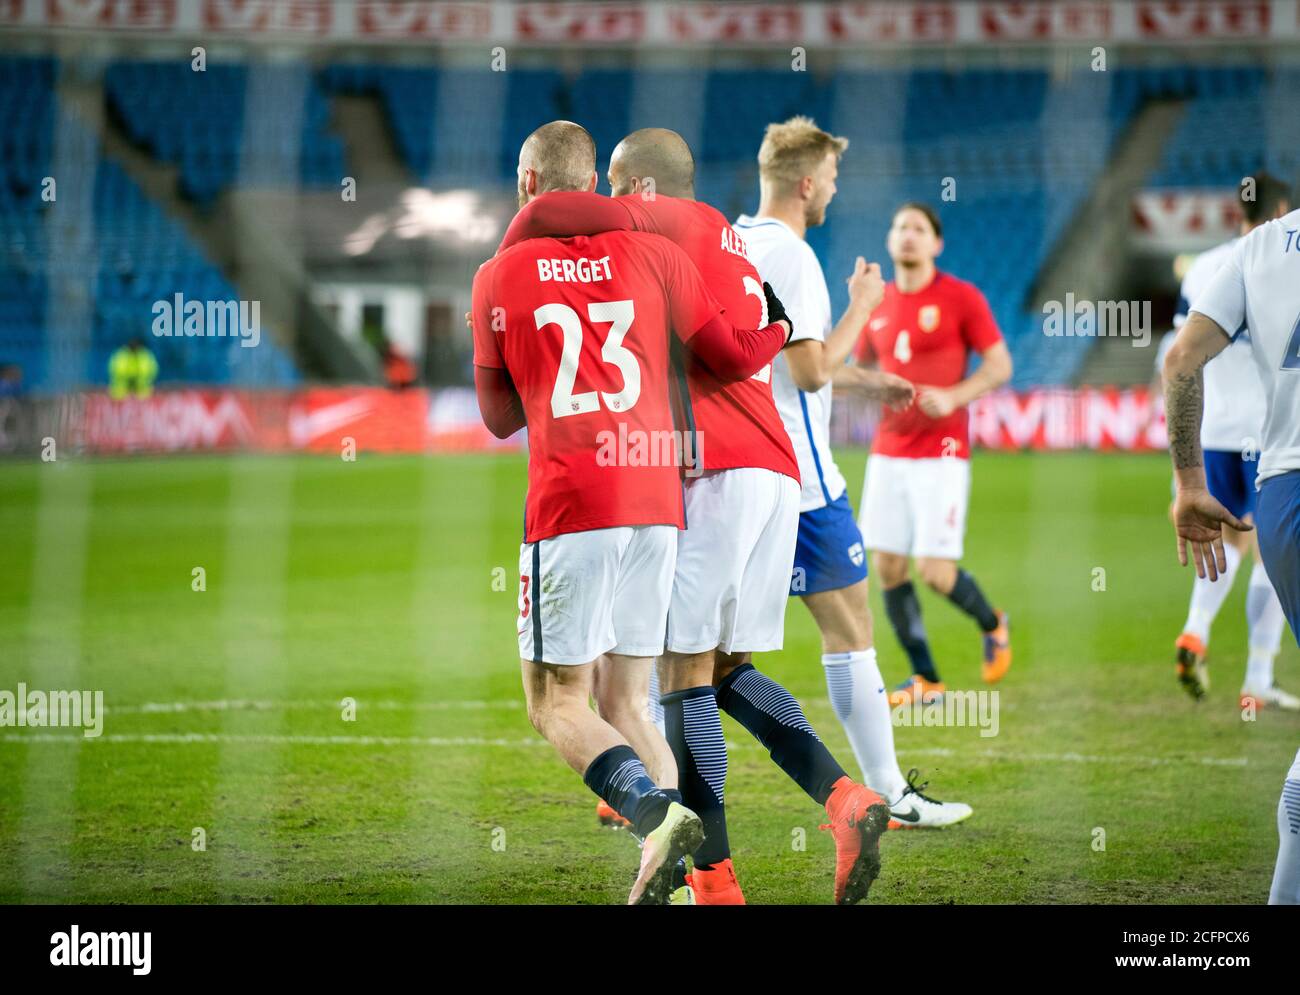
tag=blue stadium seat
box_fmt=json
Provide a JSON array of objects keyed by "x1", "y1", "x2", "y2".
[{"x1": 0, "y1": 57, "x2": 300, "y2": 391}]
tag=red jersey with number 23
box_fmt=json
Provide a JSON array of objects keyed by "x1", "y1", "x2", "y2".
[
  {"x1": 499, "y1": 192, "x2": 799, "y2": 483},
  {"x1": 854, "y1": 270, "x2": 1002, "y2": 460},
  {"x1": 472, "y1": 231, "x2": 722, "y2": 543}
]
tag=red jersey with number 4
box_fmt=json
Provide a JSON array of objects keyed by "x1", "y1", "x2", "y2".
[
  {"x1": 854, "y1": 270, "x2": 1002, "y2": 460},
  {"x1": 472, "y1": 231, "x2": 722, "y2": 543},
  {"x1": 500, "y1": 193, "x2": 799, "y2": 483}
]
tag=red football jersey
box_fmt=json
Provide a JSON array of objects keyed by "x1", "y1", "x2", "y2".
[
  {"x1": 500, "y1": 192, "x2": 800, "y2": 483},
  {"x1": 472, "y1": 231, "x2": 722, "y2": 542},
  {"x1": 854, "y1": 270, "x2": 1002, "y2": 460}
]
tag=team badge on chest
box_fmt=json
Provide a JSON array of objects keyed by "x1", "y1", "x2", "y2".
[{"x1": 918, "y1": 304, "x2": 941, "y2": 333}]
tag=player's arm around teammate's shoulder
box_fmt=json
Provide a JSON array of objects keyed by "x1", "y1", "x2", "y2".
[
  {"x1": 785, "y1": 255, "x2": 886, "y2": 392},
  {"x1": 497, "y1": 190, "x2": 641, "y2": 251},
  {"x1": 655, "y1": 235, "x2": 792, "y2": 381}
]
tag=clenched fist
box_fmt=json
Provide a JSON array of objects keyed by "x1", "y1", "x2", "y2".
[{"x1": 847, "y1": 257, "x2": 886, "y2": 314}]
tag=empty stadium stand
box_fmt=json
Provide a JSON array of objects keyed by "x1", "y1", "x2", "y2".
[{"x1": 4, "y1": 54, "x2": 1296, "y2": 392}]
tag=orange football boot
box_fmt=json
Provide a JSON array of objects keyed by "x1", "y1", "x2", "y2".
[
  {"x1": 685, "y1": 859, "x2": 746, "y2": 905},
  {"x1": 982, "y1": 610, "x2": 1011, "y2": 684},
  {"x1": 887, "y1": 675, "x2": 946, "y2": 708},
  {"x1": 1175, "y1": 632, "x2": 1209, "y2": 700},
  {"x1": 820, "y1": 776, "x2": 891, "y2": 905},
  {"x1": 596, "y1": 799, "x2": 631, "y2": 830}
]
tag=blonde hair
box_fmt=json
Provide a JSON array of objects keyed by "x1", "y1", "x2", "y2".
[{"x1": 757, "y1": 116, "x2": 848, "y2": 194}]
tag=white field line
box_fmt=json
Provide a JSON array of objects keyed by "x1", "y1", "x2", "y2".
[
  {"x1": 3, "y1": 733, "x2": 545, "y2": 747},
  {"x1": 104, "y1": 699, "x2": 523, "y2": 715},
  {"x1": 1, "y1": 727, "x2": 1250, "y2": 767}
]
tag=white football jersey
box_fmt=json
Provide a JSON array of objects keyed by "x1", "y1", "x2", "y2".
[
  {"x1": 1175, "y1": 237, "x2": 1267, "y2": 453},
  {"x1": 1191, "y1": 207, "x2": 1300, "y2": 485},
  {"x1": 733, "y1": 214, "x2": 847, "y2": 512}
]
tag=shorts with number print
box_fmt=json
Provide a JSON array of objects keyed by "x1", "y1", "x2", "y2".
[
  {"x1": 518, "y1": 525, "x2": 677, "y2": 665},
  {"x1": 859, "y1": 454, "x2": 970, "y2": 561}
]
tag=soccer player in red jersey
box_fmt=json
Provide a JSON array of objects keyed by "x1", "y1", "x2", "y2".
[
  {"x1": 472, "y1": 121, "x2": 790, "y2": 904},
  {"x1": 499, "y1": 127, "x2": 893, "y2": 906},
  {"x1": 854, "y1": 202, "x2": 1014, "y2": 705}
]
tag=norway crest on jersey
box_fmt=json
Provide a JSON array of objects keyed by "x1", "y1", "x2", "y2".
[{"x1": 918, "y1": 305, "x2": 941, "y2": 333}]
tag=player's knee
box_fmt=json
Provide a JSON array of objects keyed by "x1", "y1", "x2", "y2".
[
  {"x1": 917, "y1": 557, "x2": 955, "y2": 592},
  {"x1": 594, "y1": 688, "x2": 642, "y2": 727},
  {"x1": 873, "y1": 551, "x2": 909, "y2": 588},
  {"x1": 524, "y1": 698, "x2": 549, "y2": 736},
  {"x1": 661, "y1": 652, "x2": 713, "y2": 692},
  {"x1": 812, "y1": 587, "x2": 868, "y2": 653},
  {"x1": 711, "y1": 651, "x2": 749, "y2": 687},
  {"x1": 524, "y1": 688, "x2": 563, "y2": 737}
]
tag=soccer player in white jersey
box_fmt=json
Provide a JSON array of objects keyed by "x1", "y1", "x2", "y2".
[
  {"x1": 1162, "y1": 194, "x2": 1300, "y2": 905},
  {"x1": 734, "y1": 117, "x2": 973, "y2": 829},
  {"x1": 1159, "y1": 174, "x2": 1296, "y2": 710}
]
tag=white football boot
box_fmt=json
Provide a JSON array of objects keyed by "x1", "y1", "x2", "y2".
[
  {"x1": 1240, "y1": 685, "x2": 1300, "y2": 712},
  {"x1": 887, "y1": 768, "x2": 974, "y2": 830}
]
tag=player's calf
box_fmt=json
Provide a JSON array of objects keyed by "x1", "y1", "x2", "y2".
[
  {"x1": 881, "y1": 578, "x2": 941, "y2": 682},
  {"x1": 716, "y1": 662, "x2": 849, "y2": 806}
]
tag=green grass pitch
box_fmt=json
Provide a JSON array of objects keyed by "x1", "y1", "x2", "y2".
[{"x1": 1, "y1": 449, "x2": 1295, "y2": 904}]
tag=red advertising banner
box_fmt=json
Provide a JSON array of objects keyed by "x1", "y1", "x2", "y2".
[
  {"x1": 30, "y1": 387, "x2": 518, "y2": 456},
  {"x1": 288, "y1": 387, "x2": 429, "y2": 453},
  {"x1": 67, "y1": 389, "x2": 287, "y2": 454},
  {"x1": 12, "y1": 385, "x2": 1170, "y2": 458},
  {"x1": 834, "y1": 386, "x2": 1168, "y2": 451},
  {"x1": 5, "y1": 1, "x2": 1295, "y2": 46}
]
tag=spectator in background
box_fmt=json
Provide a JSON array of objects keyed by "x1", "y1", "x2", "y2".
[
  {"x1": 381, "y1": 337, "x2": 417, "y2": 390},
  {"x1": 108, "y1": 337, "x2": 158, "y2": 399},
  {"x1": 0, "y1": 363, "x2": 22, "y2": 397}
]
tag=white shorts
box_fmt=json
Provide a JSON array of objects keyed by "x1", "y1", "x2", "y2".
[
  {"x1": 666, "y1": 467, "x2": 800, "y2": 655},
  {"x1": 518, "y1": 525, "x2": 677, "y2": 666},
  {"x1": 859, "y1": 454, "x2": 970, "y2": 560}
]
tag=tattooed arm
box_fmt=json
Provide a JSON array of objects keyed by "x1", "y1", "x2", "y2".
[{"x1": 1162, "y1": 313, "x2": 1252, "y2": 580}]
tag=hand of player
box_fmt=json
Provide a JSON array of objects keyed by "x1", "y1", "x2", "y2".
[
  {"x1": 464, "y1": 310, "x2": 474, "y2": 333},
  {"x1": 762, "y1": 281, "x2": 793, "y2": 342},
  {"x1": 916, "y1": 385, "x2": 957, "y2": 418},
  {"x1": 846, "y1": 257, "x2": 885, "y2": 313},
  {"x1": 872, "y1": 372, "x2": 916, "y2": 411},
  {"x1": 1171, "y1": 486, "x2": 1253, "y2": 581}
]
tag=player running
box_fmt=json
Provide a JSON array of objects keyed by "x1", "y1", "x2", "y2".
[
  {"x1": 472, "y1": 121, "x2": 790, "y2": 904},
  {"x1": 734, "y1": 117, "x2": 974, "y2": 830},
  {"x1": 853, "y1": 202, "x2": 1013, "y2": 707},
  {"x1": 500, "y1": 127, "x2": 893, "y2": 905},
  {"x1": 1162, "y1": 198, "x2": 1300, "y2": 905},
  {"x1": 1156, "y1": 173, "x2": 1296, "y2": 710}
]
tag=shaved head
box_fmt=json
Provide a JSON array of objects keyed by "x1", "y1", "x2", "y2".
[
  {"x1": 518, "y1": 120, "x2": 597, "y2": 206},
  {"x1": 609, "y1": 128, "x2": 695, "y2": 199}
]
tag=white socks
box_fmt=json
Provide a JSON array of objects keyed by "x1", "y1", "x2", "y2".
[
  {"x1": 822, "y1": 648, "x2": 908, "y2": 802},
  {"x1": 1182, "y1": 541, "x2": 1243, "y2": 644},
  {"x1": 1244, "y1": 561, "x2": 1285, "y2": 693},
  {"x1": 1268, "y1": 748, "x2": 1300, "y2": 905}
]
